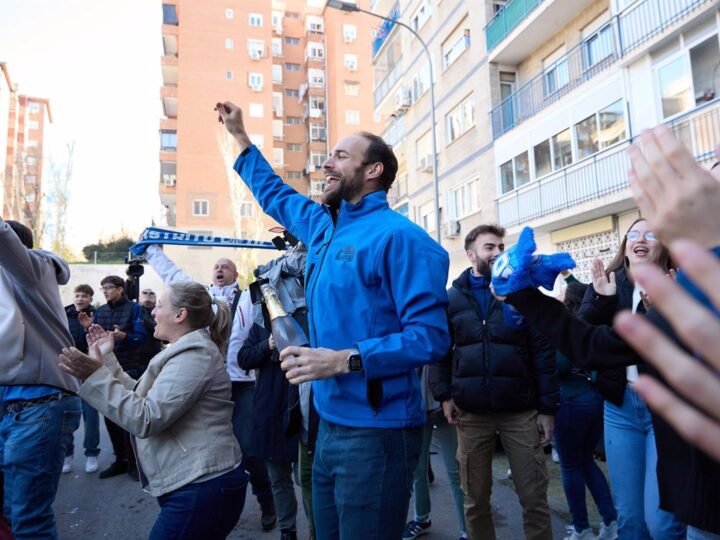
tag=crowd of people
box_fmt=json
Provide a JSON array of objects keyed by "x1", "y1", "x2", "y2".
[{"x1": 0, "y1": 101, "x2": 717, "y2": 540}]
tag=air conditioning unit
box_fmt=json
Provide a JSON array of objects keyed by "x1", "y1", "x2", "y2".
[
  {"x1": 309, "y1": 107, "x2": 322, "y2": 118},
  {"x1": 443, "y1": 219, "x2": 461, "y2": 238},
  {"x1": 394, "y1": 89, "x2": 411, "y2": 112},
  {"x1": 418, "y1": 154, "x2": 433, "y2": 172},
  {"x1": 163, "y1": 176, "x2": 176, "y2": 186},
  {"x1": 250, "y1": 50, "x2": 262, "y2": 61}
]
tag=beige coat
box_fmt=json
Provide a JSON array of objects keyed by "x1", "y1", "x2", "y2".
[{"x1": 78, "y1": 329, "x2": 241, "y2": 497}]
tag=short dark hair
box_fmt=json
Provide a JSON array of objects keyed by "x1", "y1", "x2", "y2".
[
  {"x1": 359, "y1": 131, "x2": 398, "y2": 192},
  {"x1": 100, "y1": 275, "x2": 125, "y2": 290},
  {"x1": 6, "y1": 220, "x2": 33, "y2": 249},
  {"x1": 74, "y1": 284, "x2": 94, "y2": 296},
  {"x1": 464, "y1": 224, "x2": 506, "y2": 251}
]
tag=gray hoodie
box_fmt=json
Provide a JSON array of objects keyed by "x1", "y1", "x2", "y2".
[{"x1": 0, "y1": 219, "x2": 79, "y2": 392}]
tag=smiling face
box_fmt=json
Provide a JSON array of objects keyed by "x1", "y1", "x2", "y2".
[
  {"x1": 625, "y1": 219, "x2": 661, "y2": 266},
  {"x1": 466, "y1": 233, "x2": 505, "y2": 276},
  {"x1": 212, "y1": 258, "x2": 238, "y2": 287},
  {"x1": 321, "y1": 135, "x2": 372, "y2": 207}
]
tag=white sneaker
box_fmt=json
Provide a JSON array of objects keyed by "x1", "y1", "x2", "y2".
[
  {"x1": 597, "y1": 521, "x2": 618, "y2": 540},
  {"x1": 564, "y1": 527, "x2": 596, "y2": 540},
  {"x1": 506, "y1": 468, "x2": 512, "y2": 479},
  {"x1": 62, "y1": 456, "x2": 72, "y2": 474},
  {"x1": 85, "y1": 456, "x2": 99, "y2": 473},
  {"x1": 552, "y1": 448, "x2": 560, "y2": 463}
]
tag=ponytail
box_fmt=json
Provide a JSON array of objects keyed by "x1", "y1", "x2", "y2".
[{"x1": 209, "y1": 299, "x2": 231, "y2": 356}]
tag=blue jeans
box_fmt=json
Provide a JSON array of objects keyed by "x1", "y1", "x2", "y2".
[
  {"x1": 554, "y1": 388, "x2": 616, "y2": 531},
  {"x1": 149, "y1": 465, "x2": 248, "y2": 540},
  {"x1": 313, "y1": 419, "x2": 423, "y2": 540},
  {"x1": 65, "y1": 400, "x2": 100, "y2": 458},
  {"x1": 604, "y1": 386, "x2": 685, "y2": 540},
  {"x1": 231, "y1": 382, "x2": 273, "y2": 508},
  {"x1": 0, "y1": 395, "x2": 82, "y2": 539},
  {"x1": 412, "y1": 412, "x2": 466, "y2": 536}
]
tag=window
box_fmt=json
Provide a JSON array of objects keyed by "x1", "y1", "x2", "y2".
[
  {"x1": 287, "y1": 171, "x2": 303, "y2": 180},
  {"x1": 239, "y1": 202, "x2": 254, "y2": 217},
  {"x1": 415, "y1": 130, "x2": 433, "y2": 170},
  {"x1": 499, "y1": 152, "x2": 530, "y2": 194},
  {"x1": 411, "y1": 1, "x2": 431, "y2": 32},
  {"x1": 309, "y1": 69, "x2": 325, "y2": 87},
  {"x1": 412, "y1": 64, "x2": 431, "y2": 102},
  {"x1": 575, "y1": 99, "x2": 626, "y2": 159},
  {"x1": 448, "y1": 178, "x2": 479, "y2": 219},
  {"x1": 309, "y1": 96, "x2": 325, "y2": 114},
  {"x1": 161, "y1": 162, "x2": 177, "y2": 185},
  {"x1": 417, "y1": 201, "x2": 436, "y2": 232},
  {"x1": 225, "y1": 70, "x2": 233, "y2": 81},
  {"x1": 272, "y1": 38, "x2": 283, "y2": 57},
  {"x1": 306, "y1": 16, "x2": 324, "y2": 33},
  {"x1": 533, "y1": 128, "x2": 573, "y2": 178},
  {"x1": 285, "y1": 63, "x2": 301, "y2": 71},
  {"x1": 543, "y1": 47, "x2": 569, "y2": 96},
  {"x1": 249, "y1": 134, "x2": 264, "y2": 149},
  {"x1": 24, "y1": 174, "x2": 37, "y2": 183},
  {"x1": 343, "y1": 24, "x2": 357, "y2": 42},
  {"x1": 534, "y1": 140, "x2": 552, "y2": 178},
  {"x1": 310, "y1": 124, "x2": 327, "y2": 141},
  {"x1": 310, "y1": 152, "x2": 326, "y2": 168},
  {"x1": 442, "y1": 25, "x2": 470, "y2": 69},
  {"x1": 160, "y1": 130, "x2": 177, "y2": 151},
  {"x1": 27, "y1": 102, "x2": 41, "y2": 113},
  {"x1": 273, "y1": 148, "x2": 285, "y2": 167},
  {"x1": 446, "y1": 95, "x2": 476, "y2": 143},
  {"x1": 225, "y1": 8, "x2": 233, "y2": 19},
  {"x1": 583, "y1": 18, "x2": 613, "y2": 69},
  {"x1": 656, "y1": 35, "x2": 720, "y2": 119},
  {"x1": 287, "y1": 143, "x2": 303, "y2": 152},
  {"x1": 25, "y1": 193, "x2": 35, "y2": 203},
  {"x1": 192, "y1": 200, "x2": 209, "y2": 216},
  {"x1": 248, "y1": 103, "x2": 264, "y2": 118},
  {"x1": 248, "y1": 39, "x2": 264, "y2": 58},
  {"x1": 285, "y1": 37, "x2": 300, "y2": 45},
  {"x1": 248, "y1": 72, "x2": 263, "y2": 89},
  {"x1": 162, "y1": 3, "x2": 178, "y2": 25},
  {"x1": 345, "y1": 110, "x2": 360, "y2": 125},
  {"x1": 344, "y1": 54, "x2": 358, "y2": 71},
  {"x1": 272, "y1": 92, "x2": 283, "y2": 116},
  {"x1": 285, "y1": 88, "x2": 299, "y2": 97},
  {"x1": 286, "y1": 11, "x2": 300, "y2": 19},
  {"x1": 273, "y1": 119, "x2": 284, "y2": 139},
  {"x1": 248, "y1": 13, "x2": 263, "y2": 27},
  {"x1": 25, "y1": 156, "x2": 37, "y2": 166},
  {"x1": 395, "y1": 202, "x2": 409, "y2": 218},
  {"x1": 27, "y1": 120, "x2": 39, "y2": 130},
  {"x1": 307, "y1": 42, "x2": 324, "y2": 59},
  {"x1": 344, "y1": 82, "x2": 359, "y2": 96},
  {"x1": 26, "y1": 140, "x2": 38, "y2": 148},
  {"x1": 272, "y1": 64, "x2": 282, "y2": 84},
  {"x1": 272, "y1": 11, "x2": 283, "y2": 32},
  {"x1": 225, "y1": 38, "x2": 234, "y2": 49},
  {"x1": 285, "y1": 116, "x2": 302, "y2": 125}
]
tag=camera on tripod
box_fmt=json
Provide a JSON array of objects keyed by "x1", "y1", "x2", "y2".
[{"x1": 124, "y1": 255, "x2": 145, "y2": 302}]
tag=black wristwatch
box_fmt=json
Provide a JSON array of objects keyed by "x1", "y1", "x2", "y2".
[{"x1": 347, "y1": 349, "x2": 363, "y2": 372}]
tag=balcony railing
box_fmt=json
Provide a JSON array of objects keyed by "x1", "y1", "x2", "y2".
[
  {"x1": 374, "y1": 61, "x2": 403, "y2": 107},
  {"x1": 496, "y1": 98, "x2": 720, "y2": 227},
  {"x1": 485, "y1": 0, "x2": 543, "y2": 52},
  {"x1": 382, "y1": 116, "x2": 405, "y2": 148},
  {"x1": 490, "y1": 0, "x2": 711, "y2": 139}
]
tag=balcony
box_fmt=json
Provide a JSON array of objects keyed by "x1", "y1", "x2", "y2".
[
  {"x1": 161, "y1": 86, "x2": 177, "y2": 118},
  {"x1": 374, "y1": 60, "x2": 403, "y2": 109},
  {"x1": 496, "y1": 99, "x2": 720, "y2": 228},
  {"x1": 490, "y1": 0, "x2": 713, "y2": 139},
  {"x1": 486, "y1": 0, "x2": 595, "y2": 62},
  {"x1": 382, "y1": 116, "x2": 405, "y2": 148},
  {"x1": 371, "y1": 3, "x2": 400, "y2": 58},
  {"x1": 161, "y1": 55, "x2": 178, "y2": 87}
]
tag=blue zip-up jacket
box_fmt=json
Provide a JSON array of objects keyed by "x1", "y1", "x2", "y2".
[{"x1": 234, "y1": 145, "x2": 450, "y2": 428}]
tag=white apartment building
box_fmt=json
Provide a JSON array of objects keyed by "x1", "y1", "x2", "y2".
[{"x1": 487, "y1": 0, "x2": 719, "y2": 281}]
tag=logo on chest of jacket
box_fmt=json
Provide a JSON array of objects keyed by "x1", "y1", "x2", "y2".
[{"x1": 335, "y1": 246, "x2": 355, "y2": 262}]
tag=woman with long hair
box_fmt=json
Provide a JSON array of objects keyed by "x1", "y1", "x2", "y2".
[
  {"x1": 59, "y1": 281, "x2": 247, "y2": 540},
  {"x1": 576, "y1": 218, "x2": 684, "y2": 539}
]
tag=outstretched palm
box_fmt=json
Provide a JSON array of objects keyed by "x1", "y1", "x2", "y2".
[
  {"x1": 86, "y1": 324, "x2": 115, "y2": 358},
  {"x1": 591, "y1": 258, "x2": 616, "y2": 296}
]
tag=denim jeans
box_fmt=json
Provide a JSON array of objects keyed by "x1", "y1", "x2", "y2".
[
  {"x1": 412, "y1": 412, "x2": 466, "y2": 536},
  {"x1": 231, "y1": 382, "x2": 273, "y2": 508},
  {"x1": 65, "y1": 400, "x2": 100, "y2": 458},
  {"x1": 313, "y1": 419, "x2": 422, "y2": 540},
  {"x1": 266, "y1": 461, "x2": 298, "y2": 531},
  {"x1": 0, "y1": 395, "x2": 82, "y2": 539},
  {"x1": 299, "y1": 441, "x2": 315, "y2": 539},
  {"x1": 149, "y1": 465, "x2": 248, "y2": 540},
  {"x1": 554, "y1": 388, "x2": 616, "y2": 532},
  {"x1": 604, "y1": 386, "x2": 685, "y2": 540}
]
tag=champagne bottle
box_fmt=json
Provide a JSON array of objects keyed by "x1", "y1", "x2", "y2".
[{"x1": 260, "y1": 284, "x2": 310, "y2": 354}]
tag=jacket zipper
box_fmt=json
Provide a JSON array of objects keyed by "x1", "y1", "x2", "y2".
[{"x1": 307, "y1": 210, "x2": 341, "y2": 347}]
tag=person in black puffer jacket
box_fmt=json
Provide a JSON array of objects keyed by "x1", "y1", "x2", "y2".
[{"x1": 429, "y1": 224, "x2": 558, "y2": 540}]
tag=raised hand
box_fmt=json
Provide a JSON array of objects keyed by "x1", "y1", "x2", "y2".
[
  {"x1": 214, "y1": 101, "x2": 251, "y2": 151},
  {"x1": 78, "y1": 311, "x2": 92, "y2": 330},
  {"x1": 614, "y1": 240, "x2": 720, "y2": 461},
  {"x1": 86, "y1": 324, "x2": 115, "y2": 358},
  {"x1": 59, "y1": 347, "x2": 104, "y2": 380},
  {"x1": 628, "y1": 125, "x2": 720, "y2": 249},
  {"x1": 590, "y1": 258, "x2": 616, "y2": 296}
]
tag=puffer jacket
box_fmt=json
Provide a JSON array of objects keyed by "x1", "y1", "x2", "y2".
[
  {"x1": 77, "y1": 329, "x2": 241, "y2": 497},
  {"x1": 65, "y1": 304, "x2": 96, "y2": 353},
  {"x1": 429, "y1": 268, "x2": 559, "y2": 415}
]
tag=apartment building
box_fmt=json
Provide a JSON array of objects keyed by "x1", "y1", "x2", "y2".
[
  {"x1": 159, "y1": 0, "x2": 380, "y2": 282},
  {"x1": 487, "y1": 0, "x2": 719, "y2": 281},
  {"x1": 367, "y1": 0, "x2": 500, "y2": 277},
  {"x1": 0, "y1": 62, "x2": 52, "y2": 244}
]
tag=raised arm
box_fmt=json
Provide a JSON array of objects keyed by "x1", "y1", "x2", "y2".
[
  {"x1": 0, "y1": 218, "x2": 67, "y2": 287},
  {"x1": 144, "y1": 244, "x2": 193, "y2": 284}
]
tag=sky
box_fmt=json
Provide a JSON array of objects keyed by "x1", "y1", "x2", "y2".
[{"x1": 0, "y1": 0, "x2": 163, "y2": 252}]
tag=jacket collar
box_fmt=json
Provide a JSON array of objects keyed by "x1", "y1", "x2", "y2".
[
  {"x1": 107, "y1": 295, "x2": 129, "y2": 309},
  {"x1": 453, "y1": 267, "x2": 489, "y2": 291},
  {"x1": 326, "y1": 190, "x2": 388, "y2": 219}
]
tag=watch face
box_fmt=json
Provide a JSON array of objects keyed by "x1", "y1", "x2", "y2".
[{"x1": 348, "y1": 354, "x2": 363, "y2": 372}]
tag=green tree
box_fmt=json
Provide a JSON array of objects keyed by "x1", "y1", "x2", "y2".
[{"x1": 82, "y1": 236, "x2": 134, "y2": 263}]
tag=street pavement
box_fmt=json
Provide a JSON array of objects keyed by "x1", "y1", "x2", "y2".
[{"x1": 56, "y1": 423, "x2": 570, "y2": 539}]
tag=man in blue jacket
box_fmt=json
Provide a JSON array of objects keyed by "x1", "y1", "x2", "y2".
[{"x1": 215, "y1": 100, "x2": 451, "y2": 539}]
